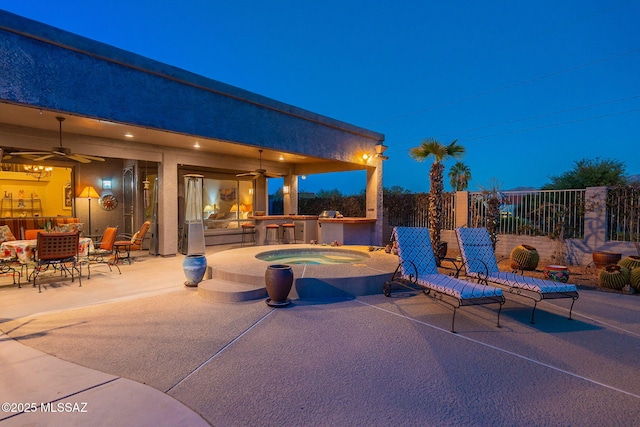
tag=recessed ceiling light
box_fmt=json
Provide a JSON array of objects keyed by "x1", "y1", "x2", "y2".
[
  {"x1": 194, "y1": 141, "x2": 201, "y2": 148},
  {"x1": 124, "y1": 132, "x2": 134, "y2": 138},
  {"x1": 279, "y1": 155, "x2": 284, "y2": 161}
]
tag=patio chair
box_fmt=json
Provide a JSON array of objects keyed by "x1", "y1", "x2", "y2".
[
  {"x1": 24, "y1": 229, "x2": 45, "y2": 240},
  {"x1": 113, "y1": 221, "x2": 150, "y2": 264},
  {"x1": 455, "y1": 227, "x2": 579, "y2": 324},
  {"x1": 31, "y1": 232, "x2": 81, "y2": 292},
  {"x1": 384, "y1": 227, "x2": 505, "y2": 333},
  {"x1": 86, "y1": 226, "x2": 121, "y2": 278}
]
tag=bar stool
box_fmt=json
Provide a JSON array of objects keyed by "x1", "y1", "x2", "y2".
[
  {"x1": 265, "y1": 224, "x2": 281, "y2": 245},
  {"x1": 241, "y1": 223, "x2": 256, "y2": 247},
  {"x1": 281, "y1": 223, "x2": 296, "y2": 244}
]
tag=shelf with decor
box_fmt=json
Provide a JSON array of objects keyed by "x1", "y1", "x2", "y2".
[{"x1": 1, "y1": 195, "x2": 43, "y2": 217}]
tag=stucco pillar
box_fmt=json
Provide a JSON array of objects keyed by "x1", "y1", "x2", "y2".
[
  {"x1": 158, "y1": 152, "x2": 178, "y2": 256},
  {"x1": 283, "y1": 174, "x2": 298, "y2": 215},
  {"x1": 253, "y1": 177, "x2": 267, "y2": 214},
  {"x1": 584, "y1": 186, "x2": 607, "y2": 251},
  {"x1": 366, "y1": 162, "x2": 383, "y2": 245},
  {"x1": 455, "y1": 191, "x2": 469, "y2": 227}
]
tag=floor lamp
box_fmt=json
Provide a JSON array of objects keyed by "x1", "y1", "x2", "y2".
[{"x1": 78, "y1": 186, "x2": 100, "y2": 238}]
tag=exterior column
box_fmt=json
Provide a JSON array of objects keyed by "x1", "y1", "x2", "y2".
[
  {"x1": 584, "y1": 186, "x2": 607, "y2": 252},
  {"x1": 366, "y1": 161, "x2": 383, "y2": 245},
  {"x1": 158, "y1": 152, "x2": 178, "y2": 256},
  {"x1": 455, "y1": 191, "x2": 469, "y2": 228},
  {"x1": 254, "y1": 176, "x2": 267, "y2": 214},
  {"x1": 283, "y1": 174, "x2": 298, "y2": 215}
]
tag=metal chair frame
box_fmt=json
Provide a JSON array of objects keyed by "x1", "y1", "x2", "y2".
[
  {"x1": 384, "y1": 227, "x2": 504, "y2": 333},
  {"x1": 455, "y1": 227, "x2": 579, "y2": 324},
  {"x1": 113, "y1": 221, "x2": 150, "y2": 264},
  {"x1": 281, "y1": 223, "x2": 297, "y2": 244},
  {"x1": 87, "y1": 226, "x2": 121, "y2": 278},
  {"x1": 265, "y1": 224, "x2": 281, "y2": 245},
  {"x1": 241, "y1": 223, "x2": 256, "y2": 247},
  {"x1": 31, "y1": 232, "x2": 81, "y2": 292}
]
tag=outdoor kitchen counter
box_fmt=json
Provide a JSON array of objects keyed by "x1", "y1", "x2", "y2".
[
  {"x1": 250, "y1": 215, "x2": 319, "y2": 221},
  {"x1": 317, "y1": 217, "x2": 377, "y2": 245},
  {"x1": 249, "y1": 215, "x2": 319, "y2": 245}
]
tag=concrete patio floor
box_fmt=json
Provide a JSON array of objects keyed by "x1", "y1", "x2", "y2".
[{"x1": 1, "y1": 244, "x2": 640, "y2": 426}]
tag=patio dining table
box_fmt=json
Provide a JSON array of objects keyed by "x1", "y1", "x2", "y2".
[{"x1": 0, "y1": 236, "x2": 94, "y2": 264}]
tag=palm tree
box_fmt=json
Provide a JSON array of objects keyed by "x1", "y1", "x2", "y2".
[
  {"x1": 410, "y1": 138, "x2": 465, "y2": 261},
  {"x1": 448, "y1": 161, "x2": 472, "y2": 191}
]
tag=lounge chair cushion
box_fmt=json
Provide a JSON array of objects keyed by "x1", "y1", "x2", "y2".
[
  {"x1": 466, "y1": 271, "x2": 577, "y2": 294},
  {"x1": 456, "y1": 227, "x2": 578, "y2": 294},
  {"x1": 418, "y1": 274, "x2": 503, "y2": 299}
]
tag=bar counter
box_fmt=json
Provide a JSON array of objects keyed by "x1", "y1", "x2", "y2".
[
  {"x1": 317, "y1": 217, "x2": 377, "y2": 245},
  {"x1": 249, "y1": 215, "x2": 319, "y2": 245}
]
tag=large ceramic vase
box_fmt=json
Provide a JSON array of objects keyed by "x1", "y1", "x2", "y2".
[
  {"x1": 592, "y1": 251, "x2": 621, "y2": 269},
  {"x1": 265, "y1": 264, "x2": 293, "y2": 307},
  {"x1": 184, "y1": 254, "x2": 207, "y2": 287}
]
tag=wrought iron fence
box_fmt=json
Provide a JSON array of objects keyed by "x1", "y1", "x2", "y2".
[
  {"x1": 384, "y1": 193, "x2": 456, "y2": 229},
  {"x1": 468, "y1": 189, "x2": 586, "y2": 238},
  {"x1": 606, "y1": 185, "x2": 640, "y2": 243},
  {"x1": 302, "y1": 186, "x2": 639, "y2": 244}
]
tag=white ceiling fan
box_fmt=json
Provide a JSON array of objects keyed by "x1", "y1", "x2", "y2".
[
  {"x1": 6, "y1": 116, "x2": 106, "y2": 163},
  {"x1": 236, "y1": 149, "x2": 281, "y2": 179}
]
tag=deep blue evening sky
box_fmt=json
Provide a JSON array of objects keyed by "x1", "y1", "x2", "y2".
[{"x1": 3, "y1": 1, "x2": 639, "y2": 194}]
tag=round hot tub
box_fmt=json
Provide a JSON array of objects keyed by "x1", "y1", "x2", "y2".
[
  {"x1": 255, "y1": 248, "x2": 370, "y2": 265},
  {"x1": 201, "y1": 244, "x2": 398, "y2": 302}
]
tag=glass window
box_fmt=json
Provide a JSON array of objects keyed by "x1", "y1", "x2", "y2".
[{"x1": 202, "y1": 178, "x2": 254, "y2": 230}]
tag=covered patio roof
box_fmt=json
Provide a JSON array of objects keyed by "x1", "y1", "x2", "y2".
[{"x1": 0, "y1": 9, "x2": 386, "y2": 254}]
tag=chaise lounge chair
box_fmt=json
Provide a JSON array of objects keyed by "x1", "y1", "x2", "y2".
[
  {"x1": 455, "y1": 227, "x2": 579, "y2": 324},
  {"x1": 384, "y1": 226, "x2": 505, "y2": 333}
]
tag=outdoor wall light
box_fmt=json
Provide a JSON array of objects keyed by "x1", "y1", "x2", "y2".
[
  {"x1": 102, "y1": 178, "x2": 112, "y2": 190},
  {"x1": 283, "y1": 185, "x2": 290, "y2": 194},
  {"x1": 375, "y1": 143, "x2": 389, "y2": 160}
]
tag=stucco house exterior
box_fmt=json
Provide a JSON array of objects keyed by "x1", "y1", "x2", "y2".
[{"x1": 0, "y1": 10, "x2": 385, "y2": 256}]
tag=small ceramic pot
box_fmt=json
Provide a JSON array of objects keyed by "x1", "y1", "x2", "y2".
[{"x1": 543, "y1": 265, "x2": 569, "y2": 283}]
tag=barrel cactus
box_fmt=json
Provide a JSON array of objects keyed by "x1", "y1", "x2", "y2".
[
  {"x1": 619, "y1": 255, "x2": 640, "y2": 271},
  {"x1": 598, "y1": 264, "x2": 630, "y2": 290},
  {"x1": 630, "y1": 267, "x2": 640, "y2": 291},
  {"x1": 510, "y1": 245, "x2": 539, "y2": 271}
]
